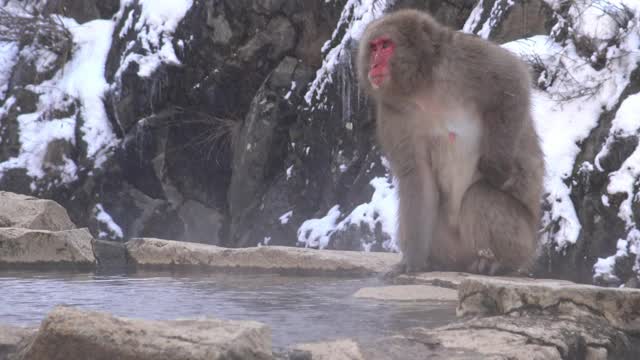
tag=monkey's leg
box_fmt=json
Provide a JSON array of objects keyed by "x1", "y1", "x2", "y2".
[
  {"x1": 394, "y1": 162, "x2": 440, "y2": 274},
  {"x1": 459, "y1": 181, "x2": 537, "y2": 274}
]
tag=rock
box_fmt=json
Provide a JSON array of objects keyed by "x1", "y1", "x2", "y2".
[
  {"x1": 457, "y1": 277, "x2": 640, "y2": 333},
  {"x1": 177, "y1": 200, "x2": 223, "y2": 244},
  {"x1": 0, "y1": 228, "x2": 95, "y2": 270},
  {"x1": 293, "y1": 339, "x2": 364, "y2": 360},
  {"x1": 426, "y1": 315, "x2": 637, "y2": 359},
  {"x1": 0, "y1": 325, "x2": 35, "y2": 360},
  {"x1": 393, "y1": 271, "x2": 574, "y2": 289},
  {"x1": 297, "y1": 315, "x2": 639, "y2": 359},
  {"x1": 0, "y1": 192, "x2": 75, "y2": 231},
  {"x1": 125, "y1": 237, "x2": 399, "y2": 275},
  {"x1": 353, "y1": 285, "x2": 457, "y2": 302},
  {"x1": 93, "y1": 239, "x2": 128, "y2": 272},
  {"x1": 20, "y1": 306, "x2": 272, "y2": 360},
  {"x1": 226, "y1": 56, "x2": 314, "y2": 247}
]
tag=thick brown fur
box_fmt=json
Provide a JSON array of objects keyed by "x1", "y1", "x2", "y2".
[{"x1": 357, "y1": 9, "x2": 544, "y2": 275}]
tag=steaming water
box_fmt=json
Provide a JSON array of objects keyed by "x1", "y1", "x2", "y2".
[{"x1": 0, "y1": 271, "x2": 456, "y2": 347}]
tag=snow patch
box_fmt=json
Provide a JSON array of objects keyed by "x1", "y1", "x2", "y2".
[
  {"x1": 116, "y1": 0, "x2": 193, "y2": 78},
  {"x1": 279, "y1": 210, "x2": 293, "y2": 225},
  {"x1": 0, "y1": 18, "x2": 117, "y2": 183},
  {"x1": 0, "y1": 42, "x2": 19, "y2": 100},
  {"x1": 297, "y1": 175, "x2": 399, "y2": 251},
  {"x1": 94, "y1": 204, "x2": 124, "y2": 240}
]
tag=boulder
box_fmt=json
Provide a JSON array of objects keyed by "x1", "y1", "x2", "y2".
[
  {"x1": 0, "y1": 325, "x2": 35, "y2": 360},
  {"x1": 20, "y1": 306, "x2": 272, "y2": 360},
  {"x1": 286, "y1": 316, "x2": 637, "y2": 359},
  {"x1": 353, "y1": 285, "x2": 457, "y2": 302},
  {"x1": 457, "y1": 277, "x2": 640, "y2": 333},
  {"x1": 0, "y1": 228, "x2": 95, "y2": 270},
  {"x1": 0, "y1": 192, "x2": 75, "y2": 231},
  {"x1": 125, "y1": 238, "x2": 399, "y2": 275},
  {"x1": 92, "y1": 240, "x2": 128, "y2": 272}
]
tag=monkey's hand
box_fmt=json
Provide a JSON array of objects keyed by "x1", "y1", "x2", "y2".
[{"x1": 478, "y1": 157, "x2": 513, "y2": 190}]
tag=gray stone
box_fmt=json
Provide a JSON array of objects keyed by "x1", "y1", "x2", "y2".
[
  {"x1": 293, "y1": 339, "x2": 364, "y2": 360},
  {"x1": 266, "y1": 17, "x2": 296, "y2": 60},
  {"x1": 126, "y1": 237, "x2": 399, "y2": 275},
  {"x1": 93, "y1": 239, "x2": 127, "y2": 271},
  {"x1": 0, "y1": 228, "x2": 95, "y2": 270},
  {"x1": 393, "y1": 271, "x2": 573, "y2": 289},
  {"x1": 207, "y1": 15, "x2": 233, "y2": 45},
  {"x1": 20, "y1": 306, "x2": 272, "y2": 360},
  {"x1": 457, "y1": 277, "x2": 640, "y2": 333},
  {"x1": 353, "y1": 285, "x2": 458, "y2": 302},
  {"x1": 270, "y1": 56, "x2": 299, "y2": 88},
  {"x1": 0, "y1": 324, "x2": 35, "y2": 360},
  {"x1": 177, "y1": 200, "x2": 223, "y2": 244},
  {"x1": 0, "y1": 192, "x2": 75, "y2": 231}
]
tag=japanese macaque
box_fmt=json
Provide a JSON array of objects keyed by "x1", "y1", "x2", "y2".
[{"x1": 357, "y1": 9, "x2": 544, "y2": 275}]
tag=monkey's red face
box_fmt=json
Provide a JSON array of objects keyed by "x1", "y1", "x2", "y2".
[{"x1": 368, "y1": 36, "x2": 395, "y2": 89}]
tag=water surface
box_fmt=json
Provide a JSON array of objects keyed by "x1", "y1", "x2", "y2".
[{"x1": 0, "y1": 271, "x2": 456, "y2": 347}]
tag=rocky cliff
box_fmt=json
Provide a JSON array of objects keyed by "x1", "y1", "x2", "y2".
[{"x1": 1, "y1": 0, "x2": 640, "y2": 285}]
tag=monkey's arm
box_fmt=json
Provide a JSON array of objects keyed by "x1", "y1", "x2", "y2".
[
  {"x1": 395, "y1": 157, "x2": 439, "y2": 273},
  {"x1": 479, "y1": 94, "x2": 527, "y2": 189}
]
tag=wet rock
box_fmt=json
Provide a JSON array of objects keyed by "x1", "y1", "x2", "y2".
[
  {"x1": 93, "y1": 239, "x2": 128, "y2": 272},
  {"x1": 0, "y1": 228, "x2": 95, "y2": 270},
  {"x1": 0, "y1": 192, "x2": 75, "y2": 231},
  {"x1": 125, "y1": 237, "x2": 399, "y2": 275},
  {"x1": 20, "y1": 306, "x2": 272, "y2": 360},
  {"x1": 293, "y1": 339, "x2": 364, "y2": 360},
  {"x1": 0, "y1": 325, "x2": 35, "y2": 360},
  {"x1": 457, "y1": 277, "x2": 640, "y2": 333},
  {"x1": 353, "y1": 285, "x2": 457, "y2": 302}
]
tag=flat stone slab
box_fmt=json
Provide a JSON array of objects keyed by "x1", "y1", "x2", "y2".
[
  {"x1": 458, "y1": 277, "x2": 640, "y2": 333},
  {"x1": 126, "y1": 238, "x2": 400, "y2": 275},
  {"x1": 353, "y1": 285, "x2": 457, "y2": 302},
  {"x1": 0, "y1": 191, "x2": 75, "y2": 231},
  {"x1": 20, "y1": 306, "x2": 272, "y2": 360},
  {"x1": 394, "y1": 271, "x2": 573, "y2": 289},
  {"x1": 0, "y1": 228, "x2": 95, "y2": 270}
]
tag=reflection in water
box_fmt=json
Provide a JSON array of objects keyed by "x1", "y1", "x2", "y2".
[{"x1": 0, "y1": 271, "x2": 456, "y2": 347}]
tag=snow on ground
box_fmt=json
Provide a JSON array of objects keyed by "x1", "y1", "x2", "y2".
[
  {"x1": 297, "y1": 174, "x2": 399, "y2": 251},
  {"x1": 115, "y1": 0, "x2": 193, "y2": 78}
]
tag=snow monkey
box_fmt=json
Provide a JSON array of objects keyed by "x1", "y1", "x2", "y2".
[{"x1": 357, "y1": 9, "x2": 544, "y2": 275}]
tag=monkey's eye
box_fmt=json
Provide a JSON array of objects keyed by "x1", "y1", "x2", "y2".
[{"x1": 381, "y1": 41, "x2": 390, "y2": 49}]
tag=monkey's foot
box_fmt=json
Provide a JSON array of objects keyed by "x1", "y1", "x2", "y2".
[
  {"x1": 382, "y1": 261, "x2": 430, "y2": 280},
  {"x1": 468, "y1": 249, "x2": 504, "y2": 275}
]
